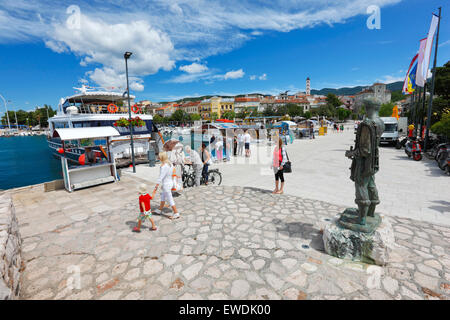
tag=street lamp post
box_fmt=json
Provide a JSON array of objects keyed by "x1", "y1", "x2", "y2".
[
  {"x1": 0, "y1": 94, "x2": 11, "y2": 130},
  {"x1": 124, "y1": 51, "x2": 136, "y2": 173}
]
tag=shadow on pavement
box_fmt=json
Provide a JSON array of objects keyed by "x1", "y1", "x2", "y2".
[
  {"x1": 272, "y1": 218, "x2": 325, "y2": 252},
  {"x1": 428, "y1": 200, "x2": 450, "y2": 214}
]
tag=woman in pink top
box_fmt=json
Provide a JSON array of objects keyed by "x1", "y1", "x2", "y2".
[{"x1": 272, "y1": 137, "x2": 287, "y2": 194}]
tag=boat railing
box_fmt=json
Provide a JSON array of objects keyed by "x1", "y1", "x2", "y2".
[{"x1": 70, "y1": 104, "x2": 147, "y2": 115}]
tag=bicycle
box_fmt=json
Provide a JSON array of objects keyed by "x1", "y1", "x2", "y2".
[{"x1": 182, "y1": 164, "x2": 222, "y2": 187}]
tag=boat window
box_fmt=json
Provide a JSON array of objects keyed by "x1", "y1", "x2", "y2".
[{"x1": 54, "y1": 122, "x2": 68, "y2": 128}]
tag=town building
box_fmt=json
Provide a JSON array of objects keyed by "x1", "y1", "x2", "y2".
[
  {"x1": 179, "y1": 101, "x2": 200, "y2": 114},
  {"x1": 306, "y1": 77, "x2": 311, "y2": 96},
  {"x1": 354, "y1": 83, "x2": 391, "y2": 110},
  {"x1": 200, "y1": 96, "x2": 234, "y2": 120},
  {"x1": 234, "y1": 96, "x2": 261, "y2": 114}
]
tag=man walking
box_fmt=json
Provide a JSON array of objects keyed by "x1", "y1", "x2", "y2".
[
  {"x1": 185, "y1": 146, "x2": 203, "y2": 187},
  {"x1": 243, "y1": 130, "x2": 251, "y2": 157}
]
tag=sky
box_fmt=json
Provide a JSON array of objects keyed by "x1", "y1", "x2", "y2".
[{"x1": 0, "y1": 0, "x2": 449, "y2": 112}]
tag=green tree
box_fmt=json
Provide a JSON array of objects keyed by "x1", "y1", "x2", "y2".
[
  {"x1": 286, "y1": 103, "x2": 304, "y2": 117},
  {"x1": 152, "y1": 114, "x2": 164, "y2": 124},
  {"x1": 211, "y1": 112, "x2": 219, "y2": 121},
  {"x1": 326, "y1": 93, "x2": 341, "y2": 108},
  {"x1": 236, "y1": 107, "x2": 250, "y2": 119},
  {"x1": 337, "y1": 108, "x2": 352, "y2": 120},
  {"x1": 263, "y1": 106, "x2": 275, "y2": 117},
  {"x1": 434, "y1": 61, "x2": 450, "y2": 99},
  {"x1": 170, "y1": 109, "x2": 189, "y2": 122},
  {"x1": 222, "y1": 111, "x2": 236, "y2": 120},
  {"x1": 304, "y1": 111, "x2": 312, "y2": 119},
  {"x1": 379, "y1": 102, "x2": 395, "y2": 117},
  {"x1": 390, "y1": 90, "x2": 403, "y2": 103},
  {"x1": 431, "y1": 112, "x2": 450, "y2": 139},
  {"x1": 189, "y1": 113, "x2": 201, "y2": 121}
]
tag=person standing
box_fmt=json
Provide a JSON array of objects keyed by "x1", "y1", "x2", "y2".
[
  {"x1": 185, "y1": 146, "x2": 203, "y2": 187},
  {"x1": 200, "y1": 143, "x2": 211, "y2": 185},
  {"x1": 309, "y1": 124, "x2": 315, "y2": 139},
  {"x1": 237, "y1": 132, "x2": 244, "y2": 156},
  {"x1": 272, "y1": 137, "x2": 287, "y2": 194},
  {"x1": 233, "y1": 135, "x2": 238, "y2": 156},
  {"x1": 152, "y1": 152, "x2": 180, "y2": 219},
  {"x1": 243, "y1": 130, "x2": 251, "y2": 157},
  {"x1": 216, "y1": 137, "x2": 223, "y2": 162}
]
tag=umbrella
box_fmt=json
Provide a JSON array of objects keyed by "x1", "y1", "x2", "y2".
[{"x1": 163, "y1": 139, "x2": 183, "y2": 151}]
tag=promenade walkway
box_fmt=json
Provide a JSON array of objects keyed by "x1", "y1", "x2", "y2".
[
  {"x1": 127, "y1": 128, "x2": 450, "y2": 226},
  {"x1": 6, "y1": 179, "x2": 450, "y2": 300}
]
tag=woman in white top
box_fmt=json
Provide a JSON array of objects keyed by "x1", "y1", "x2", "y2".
[{"x1": 153, "y1": 152, "x2": 180, "y2": 219}]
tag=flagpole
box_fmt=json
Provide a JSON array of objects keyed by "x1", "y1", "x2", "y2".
[
  {"x1": 424, "y1": 7, "x2": 441, "y2": 151},
  {"x1": 414, "y1": 87, "x2": 422, "y2": 137},
  {"x1": 421, "y1": 83, "x2": 427, "y2": 138}
]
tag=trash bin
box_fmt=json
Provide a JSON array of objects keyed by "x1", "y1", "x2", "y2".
[{"x1": 148, "y1": 149, "x2": 156, "y2": 167}]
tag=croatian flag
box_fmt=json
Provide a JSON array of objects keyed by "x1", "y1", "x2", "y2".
[{"x1": 402, "y1": 54, "x2": 418, "y2": 95}]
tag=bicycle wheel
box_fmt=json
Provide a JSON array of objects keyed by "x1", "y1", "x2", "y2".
[
  {"x1": 208, "y1": 170, "x2": 222, "y2": 186},
  {"x1": 185, "y1": 175, "x2": 195, "y2": 187}
]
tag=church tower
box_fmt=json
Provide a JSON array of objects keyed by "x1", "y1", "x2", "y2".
[{"x1": 306, "y1": 77, "x2": 311, "y2": 95}]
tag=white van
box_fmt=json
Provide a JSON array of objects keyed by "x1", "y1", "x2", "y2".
[{"x1": 380, "y1": 117, "x2": 399, "y2": 146}]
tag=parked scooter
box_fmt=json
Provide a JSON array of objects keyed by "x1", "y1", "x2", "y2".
[
  {"x1": 405, "y1": 137, "x2": 422, "y2": 161},
  {"x1": 436, "y1": 144, "x2": 450, "y2": 170}
]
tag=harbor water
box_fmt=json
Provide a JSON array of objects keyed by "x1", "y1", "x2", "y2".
[{"x1": 0, "y1": 136, "x2": 62, "y2": 190}]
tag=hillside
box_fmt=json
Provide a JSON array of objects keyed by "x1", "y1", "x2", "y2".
[
  {"x1": 164, "y1": 82, "x2": 404, "y2": 102},
  {"x1": 310, "y1": 81, "x2": 403, "y2": 96}
]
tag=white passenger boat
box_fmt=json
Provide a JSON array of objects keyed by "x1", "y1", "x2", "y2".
[{"x1": 47, "y1": 86, "x2": 160, "y2": 166}]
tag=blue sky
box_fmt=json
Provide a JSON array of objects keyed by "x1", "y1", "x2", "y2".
[{"x1": 0, "y1": 0, "x2": 448, "y2": 112}]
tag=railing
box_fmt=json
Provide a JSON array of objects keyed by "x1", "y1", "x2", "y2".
[{"x1": 67, "y1": 105, "x2": 148, "y2": 115}]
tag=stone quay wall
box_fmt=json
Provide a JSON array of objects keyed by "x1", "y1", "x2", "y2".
[{"x1": 0, "y1": 194, "x2": 22, "y2": 300}]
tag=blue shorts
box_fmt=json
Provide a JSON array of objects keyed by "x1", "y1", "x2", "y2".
[{"x1": 245, "y1": 143, "x2": 250, "y2": 150}]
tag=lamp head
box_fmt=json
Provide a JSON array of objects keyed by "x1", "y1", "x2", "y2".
[{"x1": 124, "y1": 52, "x2": 133, "y2": 59}]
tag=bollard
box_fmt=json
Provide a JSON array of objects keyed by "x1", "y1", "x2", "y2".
[{"x1": 148, "y1": 149, "x2": 156, "y2": 167}]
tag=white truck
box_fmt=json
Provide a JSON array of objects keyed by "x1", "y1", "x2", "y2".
[{"x1": 380, "y1": 117, "x2": 399, "y2": 146}]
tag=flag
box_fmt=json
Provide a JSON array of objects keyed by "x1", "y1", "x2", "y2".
[
  {"x1": 391, "y1": 105, "x2": 399, "y2": 119},
  {"x1": 421, "y1": 14, "x2": 439, "y2": 84},
  {"x1": 415, "y1": 38, "x2": 427, "y2": 87},
  {"x1": 402, "y1": 54, "x2": 418, "y2": 95}
]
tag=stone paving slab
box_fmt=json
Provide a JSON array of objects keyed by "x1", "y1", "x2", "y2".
[{"x1": 7, "y1": 177, "x2": 450, "y2": 300}]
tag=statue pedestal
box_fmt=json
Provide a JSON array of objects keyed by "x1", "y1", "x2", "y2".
[{"x1": 323, "y1": 209, "x2": 395, "y2": 266}]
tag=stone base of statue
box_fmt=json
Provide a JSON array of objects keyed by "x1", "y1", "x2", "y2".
[{"x1": 323, "y1": 208, "x2": 395, "y2": 266}]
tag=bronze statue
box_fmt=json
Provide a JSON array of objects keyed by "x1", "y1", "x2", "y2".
[{"x1": 341, "y1": 99, "x2": 384, "y2": 232}]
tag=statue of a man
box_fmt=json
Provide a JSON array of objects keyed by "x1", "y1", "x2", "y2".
[{"x1": 345, "y1": 99, "x2": 384, "y2": 225}]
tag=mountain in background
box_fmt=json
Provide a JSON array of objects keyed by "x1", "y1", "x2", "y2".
[
  {"x1": 310, "y1": 81, "x2": 403, "y2": 96},
  {"x1": 168, "y1": 81, "x2": 404, "y2": 103}
]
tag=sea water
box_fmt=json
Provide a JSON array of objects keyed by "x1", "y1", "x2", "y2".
[{"x1": 0, "y1": 136, "x2": 61, "y2": 190}]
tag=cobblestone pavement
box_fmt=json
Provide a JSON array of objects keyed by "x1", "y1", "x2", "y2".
[{"x1": 8, "y1": 177, "x2": 450, "y2": 300}]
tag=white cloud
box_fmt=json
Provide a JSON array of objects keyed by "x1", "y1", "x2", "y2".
[
  {"x1": 223, "y1": 69, "x2": 244, "y2": 80},
  {"x1": 0, "y1": 0, "x2": 402, "y2": 89},
  {"x1": 45, "y1": 14, "x2": 175, "y2": 91},
  {"x1": 439, "y1": 40, "x2": 450, "y2": 47},
  {"x1": 87, "y1": 67, "x2": 145, "y2": 92},
  {"x1": 376, "y1": 75, "x2": 404, "y2": 84},
  {"x1": 250, "y1": 73, "x2": 267, "y2": 80},
  {"x1": 166, "y1": 68, "x2": 245, "y2": 83},
  {"x1": 179, "y1": 62, "x2": 208, "y2": 74}
]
